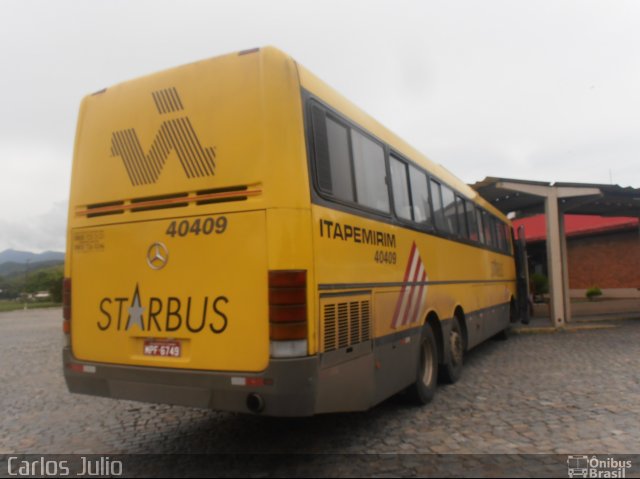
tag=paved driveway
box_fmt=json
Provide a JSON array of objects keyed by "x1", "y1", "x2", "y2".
[{"x1": 1, "y1": 308, "x2": 638, "y2": 476}]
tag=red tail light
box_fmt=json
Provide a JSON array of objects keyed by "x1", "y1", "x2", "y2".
[
  {"x1": 268, "y1": 270, "x2": 307, "y2": 341},
  {"x1": 62, "y1": 277, "x2": 71, "y2": 334}
]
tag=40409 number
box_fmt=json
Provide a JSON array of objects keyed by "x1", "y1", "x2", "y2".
[
  {"x1": 374, "y1": 250, "x2": 396, "y2": 264},
  {"x1": 166, "y1": 217, "x2": 227, "y2": 238}
]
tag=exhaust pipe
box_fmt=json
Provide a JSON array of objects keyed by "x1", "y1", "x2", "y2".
[{"x1": 246, "y1": 393, "x2": 265, "y2": 414}]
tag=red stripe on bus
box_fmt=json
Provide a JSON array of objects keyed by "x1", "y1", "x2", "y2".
[
  {"x1": 404, "y1": 268, "x2": 427, "y2": 327},
  {"x1": 400, "y1": 256, "x2": 423, "y2": 327},
  {"x1": 391, "y1": 242, "x2": 418, "y2": 329}
]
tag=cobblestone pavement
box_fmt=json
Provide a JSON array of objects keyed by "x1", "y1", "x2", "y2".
[{"x1": 1, "y1": 308, "x2": 639, "y2": 476}]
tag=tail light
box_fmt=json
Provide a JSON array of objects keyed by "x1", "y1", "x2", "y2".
[
  {"x1": 269, "y1": 270, "x2": 307, "y2": 358},
  {"x1": 62, "y1": 278, "x2": 71, "y2": 337}
]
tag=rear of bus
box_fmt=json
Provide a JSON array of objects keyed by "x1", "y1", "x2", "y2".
[{"x1": 63, "y1": 47, "x2": 319, "y2": 416}]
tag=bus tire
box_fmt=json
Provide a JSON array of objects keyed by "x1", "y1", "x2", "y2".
[
  {"x1": 439, "y1": 315, "x2": 464, "y2": 384},
  {"x1": 408, "y1": 322, "x2": 438, "y2": 405}
]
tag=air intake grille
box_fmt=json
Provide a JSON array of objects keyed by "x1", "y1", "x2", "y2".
[
  {"x1": 77, "y1": 184, "x2": 262, "y2": 217},
  {"x1": 322, "y1": 297, "x2": 371, "y2": 352}
]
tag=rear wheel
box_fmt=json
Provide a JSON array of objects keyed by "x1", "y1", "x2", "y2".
[
  {"x1": 408, "y1": 323, "x2": 438, "y2": 405},
  {"x1": 439, "y1": 315, "x2": 464, "y2": 384}
]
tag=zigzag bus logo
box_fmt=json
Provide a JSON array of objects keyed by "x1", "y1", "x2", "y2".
[{"x1": 110, "y1": 87, "x2": 216, "y2": 186}]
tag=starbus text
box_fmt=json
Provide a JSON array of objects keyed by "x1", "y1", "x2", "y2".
[{"x1": 98, "y1": 293, "x2": 229, "y2": 334}]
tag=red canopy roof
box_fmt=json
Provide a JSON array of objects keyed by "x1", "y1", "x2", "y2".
[{"x1": 513, "y1": 215, "x2": 639, "y2": 242}]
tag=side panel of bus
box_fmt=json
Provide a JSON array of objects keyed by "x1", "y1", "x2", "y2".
[
  {"x1": 310, "y1": 204, "x2": 515, "y2": 410},
  {"x1": 299, "y1": 68, "x2": 517, "y2": 410}
]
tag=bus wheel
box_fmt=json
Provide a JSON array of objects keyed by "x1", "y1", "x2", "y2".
[
  {"x1": 440, "y1": 315, "x2": 464, "y2": 384},
  {"x1": 408, "y1": 322, "x2": 438, "y2": 405}
]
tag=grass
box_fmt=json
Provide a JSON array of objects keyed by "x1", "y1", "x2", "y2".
[{"x1": 0, "y1": 300, "x2": 61, "y2": 313}]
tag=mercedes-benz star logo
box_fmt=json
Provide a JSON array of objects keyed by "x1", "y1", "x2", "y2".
[{"x1": 146, "y1": 242, "x2": 169, "y2": 270}]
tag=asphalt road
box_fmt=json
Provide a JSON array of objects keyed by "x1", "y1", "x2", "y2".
[{"x1": 1, "y1": 308, "x2": 639, "y2": 476}]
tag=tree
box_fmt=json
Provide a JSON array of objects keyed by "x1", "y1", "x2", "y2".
[{"x1": 49, "y1": 271, "x2": 64, "y2": 303}]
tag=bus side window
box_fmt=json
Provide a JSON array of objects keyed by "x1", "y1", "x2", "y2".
[
  {"x1": 504, "y1": 223, "x2": 513, "y2": 254},
  {"x1": 430, "y1": 179, "x2": 446, "y2": 232},
  {"x1": 482, "y1": 211, "x2": 495, "y2": 248},
  {"x1": 351, "y1": 129, "x2": 390, "y2": 213},
  {"x1": 409, "y1": 166, "x2": 432, "y2": 228},
  {"x1": 465, "y1": 201, "x2": 479, "y2": 242},
  {"x1": 312, "y1": 107, "x2": 355, "y2": 203},
  {"x1": 476, "y1": 208, "x2": 485, "y2": 245},
  {"x1": 389, "y1": 155, "x2": 411, "y2": 220},
  {"x1": 494, "y1": 216, "x2": 505, "y2": 251},
  {"x1": 390, "y1": 155, "x2": 412, "y2": 221},
  {"x1": 441, "y1": 184, "x2": 458, "y2": 236},
  {"x1": 496, "y1": 219, "x2": 509, "y2": 253},
  {"x1": 456, "y1": 196, "x2": 469, "y2": 239}
]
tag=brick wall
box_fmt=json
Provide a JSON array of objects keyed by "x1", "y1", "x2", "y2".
[{"x1": 568, "y1": 230, "x2": 640, "y2": 289}]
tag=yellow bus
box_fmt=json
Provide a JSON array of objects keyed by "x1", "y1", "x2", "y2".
[{"x1": 63, "y1": 47, "x2": 520, "y2": 416}]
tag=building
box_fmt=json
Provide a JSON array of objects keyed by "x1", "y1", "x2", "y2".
[
  {"x1": 513, "y1": 214, "x2": 640, "y2": 296},
  {"x1": 472, "y1": 178, "x2": 640, "y2": 325}
]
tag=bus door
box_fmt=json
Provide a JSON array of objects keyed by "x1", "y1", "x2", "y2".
[{"x1": 514, "y1": 225, "x2": 530, "y2": 324}]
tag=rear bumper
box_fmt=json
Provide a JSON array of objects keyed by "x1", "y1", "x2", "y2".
[{"x1": 63, "y1": 348, "x2": 318, "y2": 417}]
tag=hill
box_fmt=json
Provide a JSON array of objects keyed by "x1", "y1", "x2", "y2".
[
  {"x1": 0, "y1": 260, "x2": 65, "y2": 279},
  {"x1": 0, "y1": 250, "x2": 65, "y2": 301},
  {"x1": 0, "y1": 249, "x2": 64, "y2": 265},
  {"x1": 0, "y1": 262, "x2": 64, "y2": 301}
]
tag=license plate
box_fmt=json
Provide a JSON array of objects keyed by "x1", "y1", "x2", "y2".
[{"x1": 143, "y1": 340, "x2": 181, "y2": 358}]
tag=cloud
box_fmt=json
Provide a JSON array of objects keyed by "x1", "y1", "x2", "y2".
[
  {"x1": 0, "y1": 201, "x2": 67, "y2": 253},
  {"x1": 1, "y1": 0, "x2": 640, "y2": 256}
]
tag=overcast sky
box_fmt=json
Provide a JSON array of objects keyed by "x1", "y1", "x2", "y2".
[{"x1": 1, "y1": 0, "x2": 639, "y2": 253}]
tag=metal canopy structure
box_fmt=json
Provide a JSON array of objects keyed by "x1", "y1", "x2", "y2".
[
  {"x1": 473, "y1": 178, "x2": 640, "y2": 218},
  {"x1": 471, "y1": 177, "x2": 640, "y2": 328}
]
